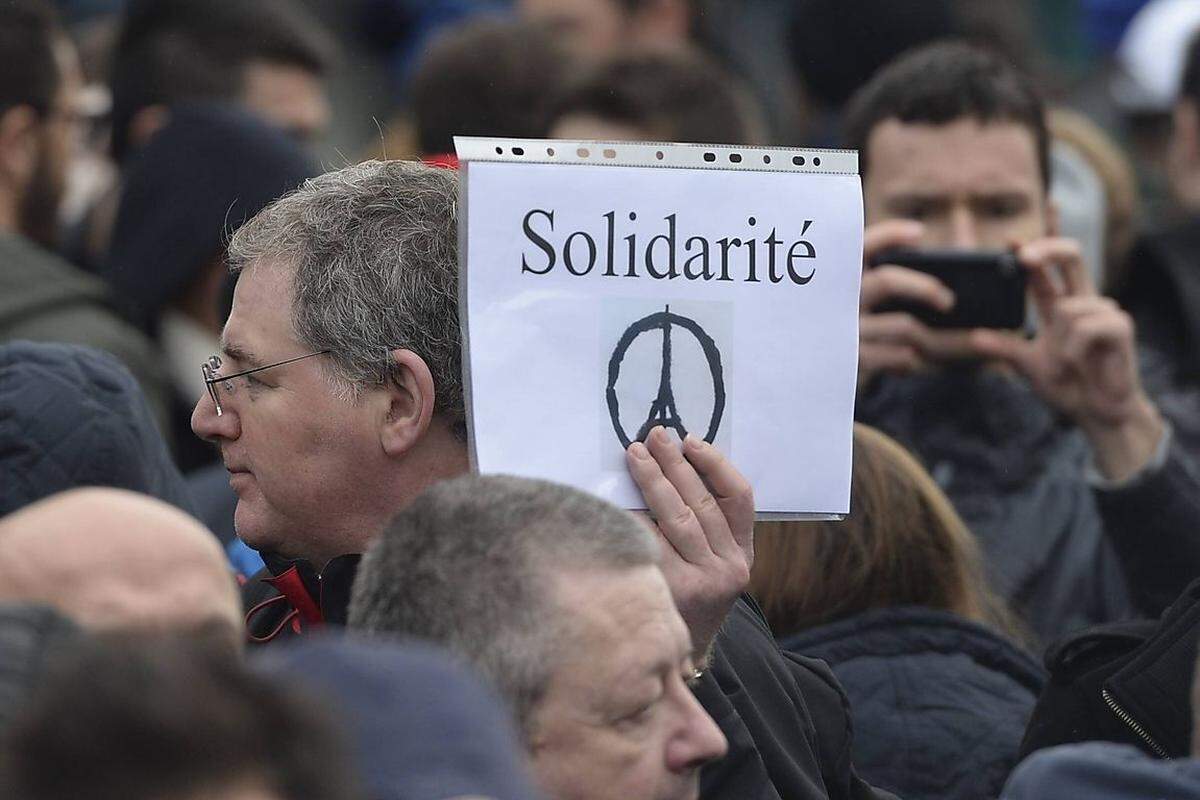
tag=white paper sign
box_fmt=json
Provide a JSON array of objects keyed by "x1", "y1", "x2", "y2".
[{"x1": 457, "y1": 138, "x2": 863, "y2": 517}]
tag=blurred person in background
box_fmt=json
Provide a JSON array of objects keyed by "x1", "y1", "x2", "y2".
[
  {"x1": 406, "y1": 17, "x2": 571, "y2": 162},
  {"x1": 751, "y1": 424, "x2": 1044, "y2": 800},
  {"x1": 848, "y1": 41, "x2": 1200, "y2": 645},
  {"x1": 1, "y1": 635, "x2": 363, "y2": 800},
  {"x1": 0, "y1": 0, "x2": 169, "y2": 433},
  {"x1": 516, "y1": 0, "x2": 690, "y2": 58},
  {"x1": 0, "y1": 487, "x2": 241, "y2": 650},
  {"x1": 102, "y1": 104, "x2": 315, "y2": 473},
  {"x1": 547, "y1": 47, "x2": 764, "y2": 144},
  {"x1": 349, "y1": 474, "x2": 729, "y2": 800},
  {"x1": 69, "y1": 0, "x2": 336, "y2": 273},
  {"x1": 1120, "y1": 30, "x2": 1200, "y2": 466}
]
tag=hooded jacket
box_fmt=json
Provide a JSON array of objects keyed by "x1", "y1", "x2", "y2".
[
  {"x1": 782, "y1": 607, "x2": 1046, "y2": 800},
  {"x1": 0, "y1": 341, "x2": 195, "y2": 518},
  {"x1": 0, "y1": 234, "x2": 170, "y2": 435}
]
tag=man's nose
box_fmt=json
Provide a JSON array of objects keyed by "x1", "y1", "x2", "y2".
[
  {"x1": 191, "y1": 390, "x2": 239, "y2": 443},
  {"x1": 948, "y1": 206, "x2": 979, "y2": 250},
  {"x1": 666, "y1": 687, "x2": 728, "y2": 772}
]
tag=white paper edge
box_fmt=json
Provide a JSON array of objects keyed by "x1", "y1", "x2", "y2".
[
  {"x1": 454, "y1": 135, "x2": 858, "y2": 175},
  {"x1": 455, "y1": 150, "x2": 855, "y2": 522}
]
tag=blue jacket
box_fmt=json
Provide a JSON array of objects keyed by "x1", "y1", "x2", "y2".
[
  {"x1": 782, "y1": 606, "x2": 1045, "y2": 800},
  {"x1": 1003, "y1": 742, "x2": 1200, "y2": 799}
]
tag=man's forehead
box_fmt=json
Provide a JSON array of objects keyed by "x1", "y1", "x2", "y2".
[
  {"x1": 865, "y1": 116, "x2": 1043, "y2": 190},
  {"x1": 221, "y1": 260, "x2": 300, "y2": 361}
]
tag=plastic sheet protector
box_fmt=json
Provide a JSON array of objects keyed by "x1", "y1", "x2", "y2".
[{"x1": 456, "y1": 136, "x2": 863, "y2": 519}]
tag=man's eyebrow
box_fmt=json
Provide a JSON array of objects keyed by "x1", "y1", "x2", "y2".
[{"x1": 219, "y1": 340, "x2": 264, "y2": 369}]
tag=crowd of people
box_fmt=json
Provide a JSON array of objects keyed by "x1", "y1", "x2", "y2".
[{"x1": 6, "y1": 0, "x2": 1200, "y2": 799}]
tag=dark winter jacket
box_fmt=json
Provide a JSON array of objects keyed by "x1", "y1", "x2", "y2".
[
  {"x1": 256, "y1": 636, "x2": 543, "y2": 800},
  {"x1": 857, "y1": 366, "x2": 1198, "y2": 645},
  {"x1": 0, "y1": 341, "x2": 195, "y2": 518},
  {"x1": 242, "y1": 556, "x2": 895, "y2": 800},
  {"x1": 0, "y1": 233, "x2": 170, "y2": 434},
  {"x1": 781, "y1": 607, "x2": 1045, "y2": 800},
  {"x1": 1002, "y1": 742, "x2": 1200, "y2": 800}
]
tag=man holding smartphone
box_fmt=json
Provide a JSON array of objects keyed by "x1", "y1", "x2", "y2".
[{"x1": 846, "y1": 41, "x2": 1200, "y2": 644}]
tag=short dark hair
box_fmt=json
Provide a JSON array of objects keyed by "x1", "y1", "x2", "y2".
[
  {"x1": 109, "y1": 0, "x2": 335, "y2": 160},
  {"x1": 349, "y1": 475, "x2": 658, "y2": 738},
  {"x1": 1, "y1": 635, "x2": 362, "y2": 800},
  {"x1": 844, "y1": 40, "x2": 1051, "y2": 190},
  {"x1": 408, "y1": 18, "x2": 570, "y2": 156},
  {"x1": 550, "y1": 47, "x2": 761, "y2": 144},
  {"x1": 0, "y1": 0, "x2": 62, "y2": 117}
]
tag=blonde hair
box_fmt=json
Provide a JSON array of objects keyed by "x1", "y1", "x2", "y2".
[{"x1": 750, "y1": 424, "x2": 1019, "y2": 639}]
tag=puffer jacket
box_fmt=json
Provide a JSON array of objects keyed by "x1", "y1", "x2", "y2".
[
  {"x1": 782, "y1": 606, "x2": 1045, "y2": 800},
  {"x1": 0, "y1": 341, "x2": 195, "y2": 517}
]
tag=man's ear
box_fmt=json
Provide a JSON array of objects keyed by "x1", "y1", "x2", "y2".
[
  {"x1": 0, "y1": 105, "x2": 40, "y2": 190},
  {"x1": 379, "y1": 348, "x2": 436, "y2": 457}
]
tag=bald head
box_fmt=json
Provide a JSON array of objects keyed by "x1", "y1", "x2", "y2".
[{"x1": 0, "y1": 489, "x2": 241, "y2": 642}]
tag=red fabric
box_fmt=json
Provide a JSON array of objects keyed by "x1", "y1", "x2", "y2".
[
  {"x1": 264, "y1": 566, "x2": 324, "y2": 626},
  {"x1": 422, "y1": 153, "x2": 460, "y2": 170}
]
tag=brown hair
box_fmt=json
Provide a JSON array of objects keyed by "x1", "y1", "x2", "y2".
[{"x1": 750, "y1": 423, "x2": 1019, "y2": 640}]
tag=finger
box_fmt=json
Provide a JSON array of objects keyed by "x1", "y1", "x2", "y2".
[
  {"x1": 920, "y1": 328, "x2": 983, "y2": 361},
  {"x1": 1060, "y1": 311, "x2": 1134, "y2": 368},
  {"x1": 860, "y1": 342, "x2": 925, "y2": 374},
  {"x1": 969, "y1": 328, "x2": 1039, "y2": 377},
  {"x1": 1025, "y1": 261, "x2": 1060, "y2": 326},
  {"x1": 626, "y1": 436, "x2": 710, "y2": 563},
  {"x1": 863, "y1": 219, "x2": 925, "y2": 264},
  {"x1": 645, "y1": 427, "x2": 738, "y2": 558},
  {"x1": 677, "y1": 434, "x2": 754, "y2": 558},
  {"x1": 861, "y1": 312, "x2": 933, "y2": 348},
  {"x1": 860, "y1": 265, "x2": 955, "y2": 312},
  {"x1": 1020, "y1": 238, "x2": 1094, "y2": 297}
]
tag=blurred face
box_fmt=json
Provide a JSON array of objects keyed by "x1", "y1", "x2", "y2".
[
  {"x1": 19, "y1": 35, "x2": 83, "y2": 248},
  {"x1": 529, "y1": 565, "x2": 727, "y2": 800},
  {"x1": 550, "y1": 113, "x2": 660, "y2": 142},
  {"x1": 863, "y1": 117, "x2": 1052, "y2": 249},
  {"x1": 190, "y1": 260, "x2": 391, "y2": 566},
  {"x1": 241, "y1": 60, "x2": 330, "y2": 144},
  {"x1": 518, "y1": 0, "x2": 628, "y2": 56}
]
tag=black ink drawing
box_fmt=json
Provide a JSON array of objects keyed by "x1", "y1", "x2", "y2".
[{"x1": 606, "y1": 305, "x2": 726, "y2": 448}]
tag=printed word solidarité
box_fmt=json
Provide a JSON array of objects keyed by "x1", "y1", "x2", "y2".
[{"x1": 520, "y1": 210, "x2": 818, "y2": 285}]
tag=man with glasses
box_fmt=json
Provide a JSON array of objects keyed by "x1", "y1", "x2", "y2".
[{"x1": 191, "y1": 159, "x2": 892, "y2": 799}]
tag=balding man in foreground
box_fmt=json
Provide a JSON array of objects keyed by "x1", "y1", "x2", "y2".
[{"x1": 0, "y1": 487, "x2": 241, "y2": 645}]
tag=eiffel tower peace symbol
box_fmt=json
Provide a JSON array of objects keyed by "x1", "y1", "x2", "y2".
[{"x1": 605, "y1": 305, "x2": 727, "y2": 449}]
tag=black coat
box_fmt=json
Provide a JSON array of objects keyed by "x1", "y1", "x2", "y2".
[{"x1": 782, "y1": 606, "x2": 1045, "y2": 800}]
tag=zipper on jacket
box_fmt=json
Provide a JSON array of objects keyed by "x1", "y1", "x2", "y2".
[{"x1": 1101, "y1": 688, "x2": 1170, "y2": 759}]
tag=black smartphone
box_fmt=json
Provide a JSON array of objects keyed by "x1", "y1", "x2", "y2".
[{"x1": 869, "y1": 249, "x2": 1027, "y2": 330}]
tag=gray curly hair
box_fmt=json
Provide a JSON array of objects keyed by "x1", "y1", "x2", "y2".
[{"x1": 226, "y1": 160, "x2": 463, "y2": 430}]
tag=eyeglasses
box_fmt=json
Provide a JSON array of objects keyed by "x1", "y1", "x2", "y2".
[{"x1": 201, "y1": 350, "x2": 329, "y2": 416}]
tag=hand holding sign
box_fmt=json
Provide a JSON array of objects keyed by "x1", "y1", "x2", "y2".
[{"x1": 626, "y1": 426, "x2": 754, "y2": 660}]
